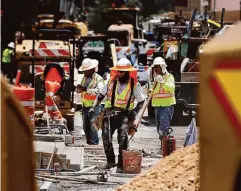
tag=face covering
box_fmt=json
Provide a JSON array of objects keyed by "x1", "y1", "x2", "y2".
[
  {"x1": 118, "y1": 72, "x2": 129, "y2": 83},
  {"x1": 161, "y1": 66, "x2": 167, "y2": 74}
]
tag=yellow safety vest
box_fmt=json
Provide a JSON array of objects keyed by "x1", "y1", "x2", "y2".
[
  {"x1": 2, "y1": 48, "x2": 13, "y2": 63},
  {"x1": 152, "y1": 73, "x2": 176, "y2": 107},
  {"x1": 105, "y1": 79, "x2": 136, "y2": 110},
  {"x1": 81, "y1": 73, "x2": 103, "y2": 107}
]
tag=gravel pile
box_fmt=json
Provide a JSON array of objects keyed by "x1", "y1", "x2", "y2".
[{"x1": 117, "y1": 143, "x2": 200, "y2": 191}]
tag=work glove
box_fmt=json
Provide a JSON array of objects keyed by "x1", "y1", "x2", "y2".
[
  {"x1": 86, "y1": 88, "x2": 96, "y2": 95},
  {"x1": 88, "y1": 107, "x2": 95, "y2": 118},
  {"x1": 154, "y1": 75, "x2": 164, "y2": 83},
  {"x1": 128, "y1": 118, "x2": 139, "y2": 136}
]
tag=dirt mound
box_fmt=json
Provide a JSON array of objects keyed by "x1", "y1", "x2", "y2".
[{"x1": 117, "y1": 143, "x2": 199, "y2": 191}]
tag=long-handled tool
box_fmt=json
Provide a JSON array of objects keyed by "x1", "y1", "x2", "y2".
[
  {"x1": 129, "y1": 81, "x2": 158, "y2": 140},
  {"x1": 110, "y1": 43, "x2": 117, "y2": 67}
]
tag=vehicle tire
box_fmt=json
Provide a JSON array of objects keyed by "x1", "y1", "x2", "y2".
[{"x1": 63, "y1": 114, "x2": 74, "y2": 132}]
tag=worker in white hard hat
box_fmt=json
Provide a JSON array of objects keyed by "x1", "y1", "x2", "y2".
[
  {"x1": 1, "y1": 42, "x2": 15, "y2": 84},
  {"x1": 89, "y1": 58, "x2": 145, "y2": 173},
  {"x1": 77, "y1": 58, "x2": 104, "y2": 145},
  {"x1": 151, "y1": 57, "x2": 176, "y2": 146}
]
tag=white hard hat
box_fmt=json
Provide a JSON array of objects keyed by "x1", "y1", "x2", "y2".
[
  {"x1": 152, "y1": 57, "x2": 167, "y2": 67},
  {"x1": 117, "y1": 58, "x2": 132, "y2": 66},
  {"x1": 8, "y1": 42, "x2": 15, "y2": 49},
  {"x1": 78, "y1": 58, "x2": 98, "y2": 72},
  {"x1": 110, "y1": 58, "x2": 137, "y2": 71}
]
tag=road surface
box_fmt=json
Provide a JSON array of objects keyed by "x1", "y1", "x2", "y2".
[{"x1": 36, "y1": 111, "x2": 193, "y2": 191}]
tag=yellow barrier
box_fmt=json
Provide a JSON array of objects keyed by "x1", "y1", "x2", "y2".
[{"x1": 200, "y1": 24, "x2": 241, "y2": 191}]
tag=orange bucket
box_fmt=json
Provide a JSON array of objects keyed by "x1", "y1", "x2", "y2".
[{"x1": 123, "y1": 150, "x2": 142, "y2": 174}]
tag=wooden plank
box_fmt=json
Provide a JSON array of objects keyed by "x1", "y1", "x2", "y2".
[
  {"x1": 58, "y1": 157, "x2": 70, "y2": 169},
  {"x1": 35, "y1": 152, "x2": 42, "y2": 169},
  {"x1": 35, "y1": 176, "x2": 59, "y2": 183},
  {"x1": 40, "y1": 152, "x2": 70, "y2": 169},
  {"x1": 47, "y1": 147, "x2": 58, "y2": 169},
  {"x1": 60, "y1": 165, "x2": 97, "y2": 176},
  {"x1": 40, "y1": 181, "x2": 52, "y2": 191}
]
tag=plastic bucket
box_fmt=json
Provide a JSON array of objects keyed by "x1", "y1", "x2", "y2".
[{"x1": 123, "y1": 150, "x2": 142, "y2": 174}]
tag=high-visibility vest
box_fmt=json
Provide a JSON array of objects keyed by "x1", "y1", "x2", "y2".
[
  {"x1": 152, "y1": 73, "x2": 176, "y2": 107},
  {"x1": 105, "y1": 79, "x2": 136, "y2": 110},
  {"x1": 81, "y1": 73, "x2": 103, "y2": 107},
  {"x1": 2, "y1": 48, "x2": 13, "y2": 63}
]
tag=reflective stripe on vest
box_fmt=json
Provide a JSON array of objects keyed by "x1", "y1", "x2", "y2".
[
  {"x1": 83, "y1": 94, "x2": 96, "y2": 101},
  {"x1": 20, "y1": 101, "x2": 35, "y2": 107},
  {"x1": 152, "y1": 74, "x2": 176, "y2": 107},
  {"x1": 81, "y1": 74, "x2": 103, "y2": 107},
  {"x1": 152, "y1": 93, "x2": 174, "y2": 98},
  {"x1": 105, "y1": 80, "x2": 135, "y2": 110}
]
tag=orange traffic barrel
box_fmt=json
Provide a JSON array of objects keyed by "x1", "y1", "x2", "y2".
[{"x1": 13, "y1": 84, "x2": 35, "y2": 127}]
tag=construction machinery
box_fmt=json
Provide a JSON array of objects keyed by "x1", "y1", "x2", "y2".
[
  {"x1": 107, "y1": 7, "x2": 143, "y2": 39},
  {"x1": 16, "y1": 27, "x2": 76, "y2": 132},
  {"x1": 34, "y1": 29, "x2": 76, "y2": 132},
  {"x1": 106, "y1": 7, "x2": 157, "y2": 60},
  {"x1": 32, "y1": 14, "x2": 88, "y2": 39},
  {"x1": 15, "y1": 14, "x2": 85, "y2": 82},
  {"x1": 77, "y1": 35, "x2": 112, "y2": 76}
]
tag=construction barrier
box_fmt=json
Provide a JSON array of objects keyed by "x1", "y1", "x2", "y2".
[
  {"x1": 200, "y1": 24, "x2": 241, "y2": 191},
  {"x1": 13, "y1": 84, "x2": 35, "y2": 127}
]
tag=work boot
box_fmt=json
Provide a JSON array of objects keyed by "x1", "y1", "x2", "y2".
[
  {"x1": 102, "y1": 162, "x2": 116, "y2": 169},
  {"x1": 116, "y1": 167, "x2": 124, "y2": 173}
]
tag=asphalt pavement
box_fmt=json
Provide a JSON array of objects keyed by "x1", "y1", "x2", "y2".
[{"x1": 36, "y1": 111, "x2": 190, "y2": 191}]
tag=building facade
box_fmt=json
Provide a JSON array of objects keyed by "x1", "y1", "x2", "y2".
[{"x1": 210, "y1": 0, "x2": 240, "y2": 11}]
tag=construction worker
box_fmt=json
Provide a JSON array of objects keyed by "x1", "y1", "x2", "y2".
[
  {"x1": 77, "y1": 58, "x2": 104, "y2": 145},
  {"x1": 151, "y1": 57, "x2": 176, "y2": 142},
  {"x1": 2, "y1": 42, "x2": 15, "y2": 84},
  {"x1": 89, "y1": 58, "x2": 145, "y2": 173}
]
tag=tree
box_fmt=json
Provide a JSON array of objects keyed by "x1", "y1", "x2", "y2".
[{"x1": 85, "y1": 0, "x2": 173, "y2": 32}]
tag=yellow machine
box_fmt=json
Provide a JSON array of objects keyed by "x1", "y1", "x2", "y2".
[
  {"x1": 15, "y1": 14, "x2": 83, "y2": 82},
  {"x1": 15, "y1": 14, "x2": 79, "y2": 131},
  {"x1": 107, "y1": 24, "x2": 134, "y2": 47},
  {"x1": 32, "y1": 14, "x2": 88, "y2": 38}
]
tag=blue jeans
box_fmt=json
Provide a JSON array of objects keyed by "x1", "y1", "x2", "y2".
[
  {"x1": 82, "y1": 106, "x2": 100, "y2": 145},
  {"x1": 155, "y1": 106, "x2": 174, "y2": 140}
]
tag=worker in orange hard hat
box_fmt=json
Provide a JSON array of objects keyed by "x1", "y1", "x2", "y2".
[
  {"x1": 77, "y1": 58, "x2": 104, "y2": 145},
  {"x1": 89, "y1": 58, "x2": 145, "y2": 173}
]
